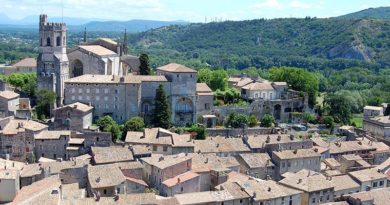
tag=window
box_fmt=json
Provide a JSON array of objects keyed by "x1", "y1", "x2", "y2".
[
  {"x1": 86, "y1": 88, "x2": 90, "y2": 93},
  {"x1": 380, "y1": 181, "x2": 384, "y2": 186},
  {"x1": 104, "y1": 88, "x2": 109, "y2": 93},
  {"x1": 71, "y1": 88, "x2": 75, "y2": 93},
  {"x1": 115, "y1": 97, "x2": 119, "y2": 101},
  {"x1": 117, "y1": 188, "x2": 120, "y2": 194},
  {"x1": 54, "y1": 154, "x2": 57, "y2": 159},
  {"x1": 78, "y1": 96, "x2": 82, "y2": 100},
  {"x1": 71, "y1": 96, "x2": 75, "y2": 101},
  {"x1": 53, "y1": 146, "x2": 56, "y2": 150},
  {"x1": 205, "y1": 103, "x2": 210, "y2": 110},
  {"x1": 96, "y1": 96, "x2": 100, "y2": 101},
  {"x1": 312, "y1": 198, "x2": 316, "y2": 203},
  {"x1": 114, "y1": 105, "x2": 118, "y2": 110},
  {"x1": 180, "y1": 187, "x2": 183, "y2": 192},
  {"x1": 96, "y1": 89, "x2": 100, "y2": 94},
  {"x1": 153, "y1": 145, "x2": 157, "y2": 151},
  {"x1": 163, "y1": 146, "x2": 168, "y2": 152},
  {"x1": 77, "y1": 88, "x2": 82, "y2": 93},
  {"x1": 47, "y1": 37, "x2": 51, "y2": 46},
  {"x1": 103, "y1": 189, "x2": 107, "y2": 194},
  {"x1": 115, "y1": 89, "x2": 119, "y2": 94},
  {"x1": 177, "y1": 74, "x2": 179, "y2": 78},
  {"x1": 56, "y1": 36, "x2": 61, "y2": 46},
  {"x1": 86, "y1": 96, "x2": 90, "y2": 100},
  {"x1": 104, "y1": 96, "x2": 108, "y2": 101},
  {"x1": 373, "y1": 182, "x2": 378, "y2": 187}
]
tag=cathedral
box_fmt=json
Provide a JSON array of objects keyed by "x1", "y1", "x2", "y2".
[
  {"x1": 36, "y1": 14, "x2": 214, "y2": 125},
  {"x1": 37, "y1": 14, "x2": 140, "y2": 106}
]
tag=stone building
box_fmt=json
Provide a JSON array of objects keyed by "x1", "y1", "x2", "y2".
[
  {"x1": 348, "y1": 168, "x2": 388, "y2": 192},
  {"x1": 0, "y1": 91, "x2": 20, "y2": 117},
  {"x1": 279, "y1": 169, "x2": 335, "y2": 205},
  {"x1": 235, "y1": 153, "x2": 275, "y2": 179},
  {"x1": 52, "y1": 102, "x2": 93, "y2": 130},
  {"x1": 34, "y1": 130, "x2": 71, "y2": 160},
  {"x1": 0, "y1": 117, "x2": 48, "y2": 162},
  {"x1": 141, "y1": 153, "x2": 193, "y2": 195},
  {"x1": 194, "y1": 136, "x2": 251, "y2": 157},
  {"x1": 36, "y1": 14, "x2": 140, "y2": 106},
  {"x1": 36, "y1": 14, "x2": 69, "y2": 106},
  {"x1": 272, "y1": 148, "x2": 321, "y2": 179},
  {"x1": 243, "y1": 134, "x2": 313, "y2": 154},
  {"x1": 363, "y1": 116, "x2": 390, "y2": 139},
  {"x1": 215, "y1": 76, "x2": 309, "y2": 123},
  {"x1": 64, "y1": 63, "x2": 209, "y2": 125},
  {"x1": 87, "y1": 164, "x2": 126, "y2": 197},
  {"x1": 125, "y1": 128, "x2": 194, "y2": 155},
  {"x1": 91, "y1": 146, "x2": 134, "y2": 165},
  {"x1": 0, "y1": 169, "x2": 20, "y2": 203}
]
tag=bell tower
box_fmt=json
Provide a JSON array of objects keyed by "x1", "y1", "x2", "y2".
[{"x1": 37, "y1": 14, "x2": 69, "y2": 106}]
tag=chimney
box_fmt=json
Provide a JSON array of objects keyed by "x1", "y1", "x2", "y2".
[
  {"x1": 159, "y1": 156, "x2": 164, "y2": 162},
  {"x1": 120, "y1": 76, "x2": 125, "y2": 82},
  {"x1": 252, "y1": 192, "x2": 256, "y2": 199},
  {"x1": 298, "y1": 179, "x2": 302, "y2": 184},
  {"x1": 289, "y1": 135, "x2": 294, "y2": 140},
  {"x1": 277, "y1": 135, "x2": 281, "y2": 141},
  {"x1": 204, "y1": 158, "x2": 208, "y2": 164},
  {"x1": 313, "y1": 148, "x2": 318, "y2": 152},
  {"x1": 266, "y1": 136, "x2": 270, "y2": 143},
  {"x1": 177, "y1": 177, "x2": 181, "y2": 183},
  {"x1": 96, "y1": 177, "x2": 101, "y2": 183},
  {"x1": 267, "y1": 187, "x2": 271, "y2": 192},
  {"x1": 293, "y1": 149, "x2": 298, "y2": 154}
]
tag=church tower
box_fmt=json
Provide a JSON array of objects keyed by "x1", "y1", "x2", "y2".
[{"x1": 37, "y1": 14, "x2": 69, "y2": 106}]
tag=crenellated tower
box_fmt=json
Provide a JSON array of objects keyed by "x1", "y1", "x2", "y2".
[{"x1": 37, "y1": 14, "x2": 69, "y2": 106}]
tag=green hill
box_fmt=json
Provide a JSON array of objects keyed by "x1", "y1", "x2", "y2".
[
  {"x1": 128, "y1": 18, "x2": 390, "y2": 70},
  {"x1": 338, "y1": 7, "x2": 390, "y2": 20}
]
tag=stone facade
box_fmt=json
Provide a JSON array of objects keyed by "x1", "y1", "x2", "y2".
[
  {"x1": 64, "y1": 64, "x2": 206, "y2": 125},
  {"x1": 37, "y1": 14, "x2": 69, "y2": 106},
  {"x1": 52, "y1": 102, "x2": 93, "y2": 130}
]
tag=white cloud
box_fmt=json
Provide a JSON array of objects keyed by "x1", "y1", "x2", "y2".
[
  {"x1": 288, "y1": 0, "x2": 311, "y2": 9},
  {"x1": 251, "y1": 0, "x2": 282, "y2": 9}
]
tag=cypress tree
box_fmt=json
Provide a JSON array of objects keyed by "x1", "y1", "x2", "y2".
[
  {"x1": 153, "y1": 84, "x2": 171, "y2": 128},
  {"x1": 139, "y1": 53, "x2": 151, "y2": 75}
]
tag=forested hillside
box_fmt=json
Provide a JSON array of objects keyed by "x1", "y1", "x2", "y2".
[
  {"x1": 338, "y1": 7, "x2": 390, "y2": 20},
  {"x1": 128, "y1": 18, "x2": 390, "y2": 70}
]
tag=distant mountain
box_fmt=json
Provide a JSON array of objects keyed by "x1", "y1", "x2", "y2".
[
  {"x1": 128, "y1": 18, "x2": 390, "y2": 70},
  {"x1": 0, "y1": 13, "x2": 189, "y2": 32},
  {"x1": 0, "y1": 13, "x2": 104, "y2": 25},
  {"x1": 83, "y1": 19, "x2": 189, "y2": 32},
  {"x1": 338, "y1": 7, "x2": 390, "y2": 19}
]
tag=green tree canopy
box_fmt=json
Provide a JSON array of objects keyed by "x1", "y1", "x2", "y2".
[
  {"x1": 197, "y1": 68, "x2": 228, "y2": 91},
  {"x1": 122, "y1": 117, "x2": 145, "y2": 139},
  {"x1": 260, "y1": 114, "x2": 275, "y2": 127},
  {"x1": 248, "y1": 114, "x2": 258, "y2": 128},
  {"x1": 269, "y1": 66, "x2": 319, "y2": 107},
  {"x1": 35, "y1": 90, "x2": 56, "y2": 120},
  {"x1": 224, "y1": 112, "x2": 249, "y2": 128},
  {"x1": 139, "y1": 53, "x2": 152, "y2": 75},
  {"x1": 323, "y1": 93, "x2": 352, "y2": 125},
  {"x1": 153, "y1": 84, "x2": 171, "y2": 129},
  {"x1": 96, "y1": 115, "x2": 121, "y2": 142}
]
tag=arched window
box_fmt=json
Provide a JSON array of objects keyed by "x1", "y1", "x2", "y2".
[
  {"x1": 40, "y1": 38, "x2": 42, "y2": 46},
  {"x1": 46, "y1": 37, "x2": 51, "y2": 46},
  {"x1": 56, "y1": 36, "x2": 61, "y2": 46},
  {"x1": 72, "y1": 59, "x2": 83, "y2": 77},
  {"x1": 63, "y1": 36, "x2": 66, "y2": 46}
]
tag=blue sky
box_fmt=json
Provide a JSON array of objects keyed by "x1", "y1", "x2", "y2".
[{"x1": 2, "y1": 0, "x2": 390, "y2": 22}]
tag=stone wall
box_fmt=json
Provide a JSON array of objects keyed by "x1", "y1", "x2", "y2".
[{"x1": 206, "y1": 127, "x2": 278, "y2": 137}]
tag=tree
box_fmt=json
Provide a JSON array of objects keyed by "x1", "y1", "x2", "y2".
[
  {"x1": 269, "y1": 67, "x2": 319, "y2": 108},
  {"x1": 139, "y1": 53, "x2": 152, "y2": 75},
  {"x1": 324, "y1": 93, "x2": 352, "y2": 125},
  {"x1": 123, "y1": 117, "x2": 145, "y2": 139},
  {"x1": 224, "y1": 112, "x2": 249, "y2": 128},
  {"x1": 303, "y1": 112, "x2": 316, "y2": 124},
  {"x1": 35, "y1": 90, "x2": 56, "y2": 120},
  {"x1": 261, "y1": 114, "x2": 275, "y2": 127},
  {"x1": 322, "y1": 116, "x2": 335, "y2": 129},
  {"x1": 96, "y1": 115, "x2": 116, "y2": 132},
  {"x1": 209, "y1": 69, "x2": 228, "y2": 91},
  {"x1": 248, "y1": 114, "x2": 258, "y2": 127},
  {"x1": 96, "y1": 115, "x2": 121, "y2": 141},
  {"x1": 153, "y1": 84, "x2": 171, "y2": 129},
  {"x1": 5, "y1": 73, "x2": 36, "y2": 97}
]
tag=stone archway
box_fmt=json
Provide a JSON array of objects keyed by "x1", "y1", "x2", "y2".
[
  {"x1": 71, "y1": 59, "x2": 83, "y2": 77},
  {"x1": 274, "y1": 104, "x2": 282, "y2": 121},
  {"x1": 175, "y1": 97, "x2": 194, "y2": 125}
]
